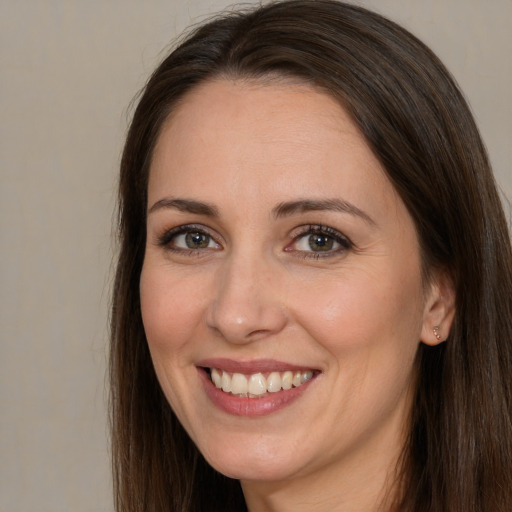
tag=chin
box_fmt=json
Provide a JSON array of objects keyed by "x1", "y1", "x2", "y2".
[
  {"x1": 197, "y1": 432, "x2": 308, "y2": 482},
  {"x1": 208, "y1": 455, "x2": 300, "y2": 483}
]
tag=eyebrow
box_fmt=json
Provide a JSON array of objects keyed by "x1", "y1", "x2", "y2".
[
  {"x1": 148, "y1": 198, "x2": 219, "y2": 217},
  {"x1": 148, "y1": 197, "x2": 375, "y2": 225},
  {"x1": 272, "y1": 198, "x2": 375, "y2": 225}
]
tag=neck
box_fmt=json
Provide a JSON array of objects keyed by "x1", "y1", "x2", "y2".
[{"x1": 242, "y1": 456, "x2": 400, "y2": 512}]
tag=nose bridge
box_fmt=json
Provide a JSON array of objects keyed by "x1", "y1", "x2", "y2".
[{"x1": 206, "y1": 247, "x2": 287, "y2": 343}]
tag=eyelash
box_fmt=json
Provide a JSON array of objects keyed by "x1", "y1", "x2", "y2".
[
  {"x1": 157, "y1": 224, "x2": 219, "y2": 255},
  {"x1": 288, "y1": 224, "x2": 353, "y2": 259},
  {"x1": 156, "y1": 223, "x2": 353, "y2": 258}
]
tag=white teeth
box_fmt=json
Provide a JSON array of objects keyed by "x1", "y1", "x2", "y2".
[
  {"x1": 211, "y1": 368, "x2": 222, "y2": 388},
  {"x1": 248, "y1": 373, "x2": 267, "y2": 396},
  {"x1": 282, "y1": 371, "x2": 293, "y2": 390},
  {"x1": 221, "y1": 371, "x2": 231, "y2": 392},
  {"x1": 267, "y1": 372, "x2": 282, "y2": 393},
  {"x1": 301, "y1": 370, "x2": 313, "y2": 383},
  {"x1": 231, "y1": 373, "x2": 248, "y2": 394},
  {"x1": 210, "y1": 368, "x2": 315, "y2": 397}
]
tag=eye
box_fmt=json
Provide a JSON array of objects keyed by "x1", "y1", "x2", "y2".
[
  {"x1": 158, "y1": 225, "x2": 221, "y2": 252},
  {"x1": 174, "y1": 231, "x2": 217, "y2": 249},
  {"x1": 287, "y1": 225, "x2": 352, "y2": 257},
  {"x1": 295, "y1": 233, "x2": 337, "y2": 252}
]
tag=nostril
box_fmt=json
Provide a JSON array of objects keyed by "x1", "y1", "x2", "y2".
[{"x1": 246, "y1": 328, "x2": 271, "y2": 339}]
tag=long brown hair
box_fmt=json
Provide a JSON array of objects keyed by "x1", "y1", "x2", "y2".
[{"x1": 110, "y1": 1, "x2": 512, "y2": 510}]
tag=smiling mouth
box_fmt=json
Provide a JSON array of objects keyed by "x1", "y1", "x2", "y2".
[{"x1": 205, "y1": 368, "x2": 318, "y2": 398}]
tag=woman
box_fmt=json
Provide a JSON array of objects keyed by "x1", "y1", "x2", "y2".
[{"x1": 110, "y1": 1, "x2": 512, "y2": 510}]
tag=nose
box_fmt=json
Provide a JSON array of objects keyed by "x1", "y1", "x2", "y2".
[{"x1": 206, "y1": 253, "x2": 288, "y2": 344}]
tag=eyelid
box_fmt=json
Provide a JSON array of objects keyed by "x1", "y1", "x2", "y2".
[
  {"x1": 154, "y1": 223, "x2": 352, "y2": 258},
  {"x1": 286, "y1": 224, "x2": 353, "y2": 257},
  {"x1": 156, "y1": 224, "x2": 222, "y2": 250}
]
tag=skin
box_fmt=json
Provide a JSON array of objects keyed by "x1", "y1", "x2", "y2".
[{"x1": 140, "y1": 79, "x2": 454, "y2": 511}]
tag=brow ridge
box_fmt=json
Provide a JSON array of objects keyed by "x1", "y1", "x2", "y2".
[
  {"x1": 148, "y1": 198, "x2": 219, "y2": 217},
  {"x1": 149, "y1": 197, "x2": 374, "y2": 225},
  {"x1": 272, "y1": 198, "x2": 375, "y2": 225}
]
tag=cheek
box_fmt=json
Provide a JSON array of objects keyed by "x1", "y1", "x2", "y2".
[
  {"x1": 139, "y1": 262, "x2": 208, "y2": 355},
  {"x1": 290, "y1": 266, "x2": 424, "y2": 434},
  {"x1": 139, "y1": 262, "x2": 214, "y2": 431},
  {"x1": 291, "y1": 264, "x2": 425, "y2": 358}
]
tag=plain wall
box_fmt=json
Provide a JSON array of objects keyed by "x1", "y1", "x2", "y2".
[{"x1": 1, "y1": 1, "x2": 510, "y2": 511}]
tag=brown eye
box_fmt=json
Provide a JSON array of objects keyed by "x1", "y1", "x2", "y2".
[
  {"x1": 288, "y1": 225, "x2": 352, "y2": 258},
  {"x1": 184, "y1": 232, "x2": 211, "y2": 249},
  {"x1": 307, "y1": 234, "x2": 335, "y2": 252},
  {"x1": 294, "y1": 232, "x2": 341, "y2": 253},
  {"x1": 159, "y1": 226, "x2": 221, "y2": 251}
]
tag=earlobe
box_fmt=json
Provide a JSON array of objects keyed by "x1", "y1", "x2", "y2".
[{"x1": 420, "y1": 272, "x2": 456, "y2": 346}]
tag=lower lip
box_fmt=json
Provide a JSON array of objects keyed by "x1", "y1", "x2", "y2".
[{"x1": 198, "y1": 369, "x2": 315, "y2": 417}]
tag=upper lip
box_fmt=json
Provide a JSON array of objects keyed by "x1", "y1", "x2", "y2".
[{"x1": 197, "y1": 358, "x2": 319, "y2": 374}]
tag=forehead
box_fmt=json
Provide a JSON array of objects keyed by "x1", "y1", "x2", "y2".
[{"x1": 149, "y1": 79, "x2": 389, "y2": 201}]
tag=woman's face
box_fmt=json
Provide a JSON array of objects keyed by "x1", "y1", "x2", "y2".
[{"x1": 140, "y1": 80, "x2": 443, "y2": 487}]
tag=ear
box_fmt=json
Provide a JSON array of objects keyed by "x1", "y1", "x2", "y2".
[{"x1": 420, "y1": 270, "x2": 456, "y2": 346}]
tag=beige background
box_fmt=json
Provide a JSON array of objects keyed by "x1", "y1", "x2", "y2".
[{"x1": 1, "y1": 1, "x2": 510, "y2": 511}]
